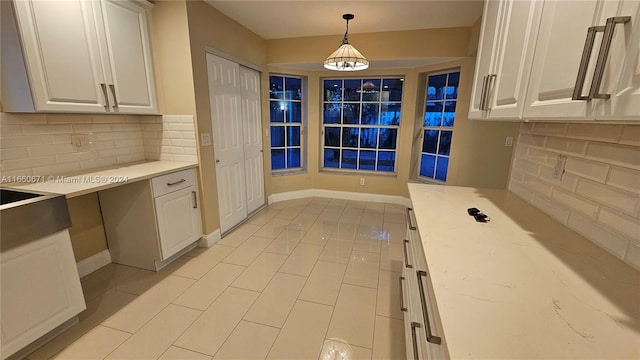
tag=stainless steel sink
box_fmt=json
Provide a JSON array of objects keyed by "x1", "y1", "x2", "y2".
[{"x1": 0, "y1": 188, "x2": 71, "y2": 252}]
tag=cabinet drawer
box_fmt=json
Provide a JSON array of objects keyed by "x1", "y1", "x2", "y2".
[{"x1": 151, "y1": 169, "x2": 195, "y2": 197}]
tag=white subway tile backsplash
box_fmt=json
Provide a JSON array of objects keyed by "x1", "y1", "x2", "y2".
[
  {"x1": 0, "y1": 147, "x2": 29, "y2": 161},
  {"x1": 2, "y1": 155, "x2": 57, "y2": 171},
  {"x1": 46, "y1": 114, "x2": 91, "y2": 123},
  {"x1": 117, "y1": 153, "x2": 145, "y2": 164},
  {"x1": 510, "y1": 123, "x2": 640, "y2": 269},
  {"x1": 28, "y1": 143, "x2": 75, "y2": 157},
  {"x1": 0, "y1": 124, "x2": 23, "y2": 136},
  {"x1": 22, "y1": 124, "x2": 72, "y2": 135},
  {"x1": 563, "y1": 158, "x2": 609, "y2": 183},
  {"x1": 80, "y1": 157, "x2": 118, "y2": 170},
  {"x1": 92, "y1": 115, "x2": 127, "y2": 123},
  {"x1": 72, "y1": 124, "x2": 112, "y2": 133},
  {"x1": 597, "y1": 208, "x2": 640, "y2": 241},
  {"x1": 1, "y1": 113, "x2": 46, "y2": 124},
  {"x1": 99, "y1": 147, "x2": 132, "y2": 158},
  {"x1": 1, "y1": 135, "x2": 52, "y2": 148},
  {"x1": 51, "y1": 134, "x2": 72, "y2": 144},
  {"x1": 576, "y1": 179, "x2": 639, "y2": 216},
  {"x1": 55, "y1": 151, "x2": 94, "y2": 164},
  {"x1": 32, "y1": 162, "x2": 81, "y2": 176},
  {"x1": 567, "y1": 213, "x2": 630, "y2": 258},
  {"x1": 586, "y1": 142, "x2": 640, "y2": 170}
]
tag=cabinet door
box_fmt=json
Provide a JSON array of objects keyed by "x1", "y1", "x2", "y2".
[
  {"x1": 12, "y1": 0, "x2": 109, "y2": 112},
  {"x1": 469, "y1": 0, "x2": 503, "y2": 119},
  {"x1": 154, "y1": 187, "x2": 202, "y2": 260},
  {"x1": 523, "y1": 0, "x2": 605, "y2": 120},
  {"x1": 487, "y1": 0, "x2": 543, "y2": 119},
  {"x1": 0, "y1": 230, "x2": 85, "y2": 358},
  {"x1": 594, "y1": 0, "x2": 640, "y2": 120},
  {"x1": 99, "y1": 0, "x2": 157, "y2": 114}
]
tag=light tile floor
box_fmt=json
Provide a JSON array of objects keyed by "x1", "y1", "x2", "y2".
[{"x1": 27, "y1": 197, "x2": 407, "y2": 360}]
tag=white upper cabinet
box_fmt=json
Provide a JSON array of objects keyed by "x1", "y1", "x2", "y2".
[
  {"x1": 469, "y1": 0, "x2": 542, "y2": 120},
  {"x1": 4, "y1": 0, "x2": 157, "y2": 114}
]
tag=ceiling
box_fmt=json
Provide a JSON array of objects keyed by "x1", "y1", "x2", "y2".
[{"x1": 204, "y1": 1, "x2": 484, "y2": 40}]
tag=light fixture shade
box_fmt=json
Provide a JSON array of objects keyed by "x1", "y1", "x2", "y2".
[{"x1": 324, "y1": 43, "x2": 369, "y2": 71}]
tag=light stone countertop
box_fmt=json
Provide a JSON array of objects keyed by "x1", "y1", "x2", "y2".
[
  {"x1": 14, "y1": 161, "x2": 198, "y2": 198},
  {"x1": 407, "y1": 183, "x2": 640, "y2": 359}
]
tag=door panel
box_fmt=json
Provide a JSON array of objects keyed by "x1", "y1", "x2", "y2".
[
  {"x1": 155, "y1": 187, "x2": 201, "y2": 260},
  {"x1": 240, "y1": 66, "x2": 265, "y2": 214}
]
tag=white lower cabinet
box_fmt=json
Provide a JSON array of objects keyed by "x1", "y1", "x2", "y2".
[
  {"x1": 99, "y1": 168, "x2": 202, "y2": 271},
  {"x1": 0, "y1": 230, "x2": 85, "y2": 359},
  {"x1": 403, "y1": 208, "x2": 449, "y2": 360}
]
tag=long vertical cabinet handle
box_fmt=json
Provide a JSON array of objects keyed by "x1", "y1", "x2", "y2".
[
  {"x1": 572, "y1": 26, "x2": 604, "y2": 100},
  {"x1": 403, "y1": 240, "x2": 413, "y2": 268},
  {"x1": 484, "y1": 74, "x2": 497, "y2": 110},
  {"x1": 192, "y1": 191, "x2": 198, "y2": 208},
  {"x1": 399, "y1": 276, "x2": 407, "y2": 311},
  {"x1": 406, "y1": 208, "x2": 417, "y2": 230},
  {"x1": 416, "y1": 270, "x2": 442, "y2": 345},
  {"x1": 100, "y1": 83, "x2": 110, "y2": 110},
  {"x1": 109, "y1": 84, "x2": 119, "y2": 109},
  {"x1": 410, "y1": 322, "x2": 421, "y2": 360},
  {"x1": 588, "y1": 16, "x2": 631, "y2": 99},
  {"x1": 479, "y1": 75, "x2": 489, "y2": 110}
]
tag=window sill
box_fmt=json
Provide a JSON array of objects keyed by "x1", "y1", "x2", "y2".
[
  {"x1": 319, "y1": 169, "x2": 397, "y2": 178},
  {"x1": 410, "y1": 177, "x2": 446, "y2": 185},
  {"x1": 271, "y1": 169, "x2": 307, "y2": 177}
]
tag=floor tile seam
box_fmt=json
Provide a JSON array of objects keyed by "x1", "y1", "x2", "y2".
[
  {"x1": 207, "y1": 301, "x2": 259, "y2": 360},
  {"x1": 240, "y1": 318, "x2": 284, "y2": 331},
  {"x1": 295, "y1": 259, "x2": 348, "y2": 308},
  {"x1": 163, "y1": 344, "x2": 213, "y2": 359},
  {"x1": 370, "y1": 267, "x2": 383, "y2": 355}
]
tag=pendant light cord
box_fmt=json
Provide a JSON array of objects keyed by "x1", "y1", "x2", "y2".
[{"x1": 342, "y1": 18, "x2": 350, "y2": 45}]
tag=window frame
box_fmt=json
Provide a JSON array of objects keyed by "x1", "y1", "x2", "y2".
[
  {"x1": 417, "y1": 68, "x2": 460, "y2": 183},
  {"x1": 320, "y1": 76, "x2": 404, "y2": 174},
  {"x1": 268, "y1": 74, "x2": 306, "y2": 175}
]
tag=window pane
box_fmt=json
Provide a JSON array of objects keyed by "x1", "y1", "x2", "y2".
[
  {"x1": 287, "y1": 126, "x2": 300, "y2": 146},
  {"x1": 285, "y1": 77, "x2": 302, "y2": 100},
  {"x1": 446, "y1": 72, "x2": 460, "y2": 100},
  {"x1": 420, "y1": 154, "x2": 435, "y2": 178},
  {"x1": 342, "y1": 103, "x2": 360, "y2": 124},
  {"x1": 324, "y1": 149, "x2": 340, "y2": 168},
  {"x1": 424, "y1": 102, "x2": 442, "y2": 127},
  {"x1": 342, "y1": 150, "x2": 358, "y2": 169},
  {"x1": 435, "y1": 156, "x2": 449, "y2": 181},
  {"x1": 342, "y1": 127, "x2": 359, "y2": 148},
  {"x1": 287, "y1": 148, "x2": 301, "y2": 168},
  {"x1": 344, "y1": 79, "x2": 361, "y2": 101},
  {"x1": 443, "y1": 101, "x2": 456, "y2": 127},
  {"x1": 324, "y1": 80, "x2": 342, "y2": 101},
  {"x1": 359, "y1": 150, "x2": 376, "y2": 170},
  {"x1": 269, "y1": 76, "x2": 284, "y2": 100},
  {"x1": 360, "y1": 128, "x2": 378, "y2": 148},
  {"x1": 361, "y1": 103, "x2": 379, "y2": 125},
  {"x1": 286, "y1": 101, "x2": 302, "y2": 123},
  {"x1": 380, "y1": 103, "x2": 401, "y2": 125},
  {"x1": 271, "y1": 149, "x2": 285, "y2": 170},
  {"x1": 270, "y1": 101, "x2": 285, "y2": 123},
  {"x1": 361, "y1": 79, "x2": 381, "y2": 102},
  {"x1": 325, "y1": 127, "x2": 341, "y2": 147},
  {"x1": 379, "y1": 128, "x2": 397, "y2": 149},
  {"x1": 323, "y1": 103, "x2": 341, "y2": 124},
  {"x1": 382, "y1": 78, "x2": 403, "y2": 101},
  {"x1": 423, "y1": 130, "x2": 438, "y2": 153},
  {"x1": 438, "y1": 130, "x2": 452, "y2": 155},
  {"x1": 428, "y1": 74, "x2": 447, "y2": 100},
  {"x1": 270, "y1": 126, "x2": 285, "y2": 147},
  {"x1": 377, "y1": 151, "x2": 395, "y2": 172}
]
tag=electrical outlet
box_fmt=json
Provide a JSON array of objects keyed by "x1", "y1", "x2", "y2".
[
  {"x1": 71, "y1": 133, "x2": 94, "y2": 151},
  {"x1": 553, "y1": 155, "x2": 567, "y2": 180},
  {"x1": 359, "y1": 178, "x2": 365, "y2": 186},
  {"x1": 200, "y1": 133, "x2": 211, "y2": 146},
  {"x1": 505, "y1": 136, "x2": 514, "y2": 147}
]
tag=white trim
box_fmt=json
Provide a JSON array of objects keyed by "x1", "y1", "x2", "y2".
[
  {"x1": 204, "y1": 46, "x2": 264, "y2": 73},
  {"x1": 76, "y1": 250, "x2": 112, "y2": 278},
  {"x1": 268, "y1": 189, "x2": 411, "y2": 207},
  {"x1": 198, "y1": 229, "x2": 221, "y2": 248}
]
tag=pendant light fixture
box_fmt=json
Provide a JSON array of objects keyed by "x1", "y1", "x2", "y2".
[{"x1": 324, "y1": 14, "x2": 369, "y2": 71}]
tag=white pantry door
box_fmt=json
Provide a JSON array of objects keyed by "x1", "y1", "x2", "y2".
[
  {"x1": 206, "y1": 54, "x2": 247, "y2": 233},
  {"x1": 239, "y1": 66, "x2": 265, "y2": 214}
]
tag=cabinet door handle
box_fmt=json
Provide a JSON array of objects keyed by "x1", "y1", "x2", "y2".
[
  {"x1": 399, "y1": 276, "x2": 407, "y2": 311},
  {"x1": 588, "y1": 16, "x2": 631, "y2": 100},
  {"x1": 416, "y1": 270, "x2": 442, "y2": 345},
  {"x1": 192, "y1": 191, "x2": 197, "y2": 208},
  {"x1": 100, "y1": 83, "x2": 110, "y2": 110},
  {"x1": 109, "y1": 84, "x2": 119, "y2": 109},
  {"x1": 166, "y1": 179, "x2": 186, "y2": 186},
  {"x1": 403, "y1": 240, "x2": 413, "y2": 268},
  {"x1": 407, "y1": 208, "x2": 417, "y2": 230},
  {"x1": 484, "y1": 74, "x2": 497, "y2": 110},
  {"x1": 479, "y1": 74, "x2": 489, "y2": 110},
  {"x1": 572, "y1": 25, "x2": 604, "y2": 100},
  {"x1": 410, "y1": 322, "x2": 421, "y2": 360}
]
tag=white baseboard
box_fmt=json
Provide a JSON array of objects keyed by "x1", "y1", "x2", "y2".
[
  {"x1": 268, "y1": 189, "x2": 411, "y2": 207},
  {"x1": 76, "y1": 250, "x2": 112, "y2": 278},
  {"x1": 198, "y1": 228, "x2": 221, "y2": 248}
]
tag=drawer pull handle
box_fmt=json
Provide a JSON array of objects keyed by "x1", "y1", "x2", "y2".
[
  {"x1": 100, "y1": 83, "x2": 110, "y2": 110},
  {"x1": 589, "y1": 16, "x2": 631, "y2": 100},
  {"x1": 483, "y1": 74, "x2": 497, "y2": 110},
  {"x1": 399, "y1": 276, "x2": 407, "y2": 311},
  {"x1": 410, "y1": 322, "x2": 421, "y2": 360},
  {"x1": 417, "y1": 270, "x2": 442, "y2": 345},
  {"x1": 403, "y1": 240, "x2": 412, "y2": 268},
  {"x1": 109, "y1": 84, "x2": 119, "y2": 109},
  {"x1": 192, "y1": 191, "x2": 197, "y2": 209},
  {"x1": 479, "y1": 74, "x2": 489, "y2": 110},
  {"x1": 167, "y1": 179, "x2": 186, "y2": 186},
  {"x1": 406, "y1": 208, "x2": 416, "y2": 230}
]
